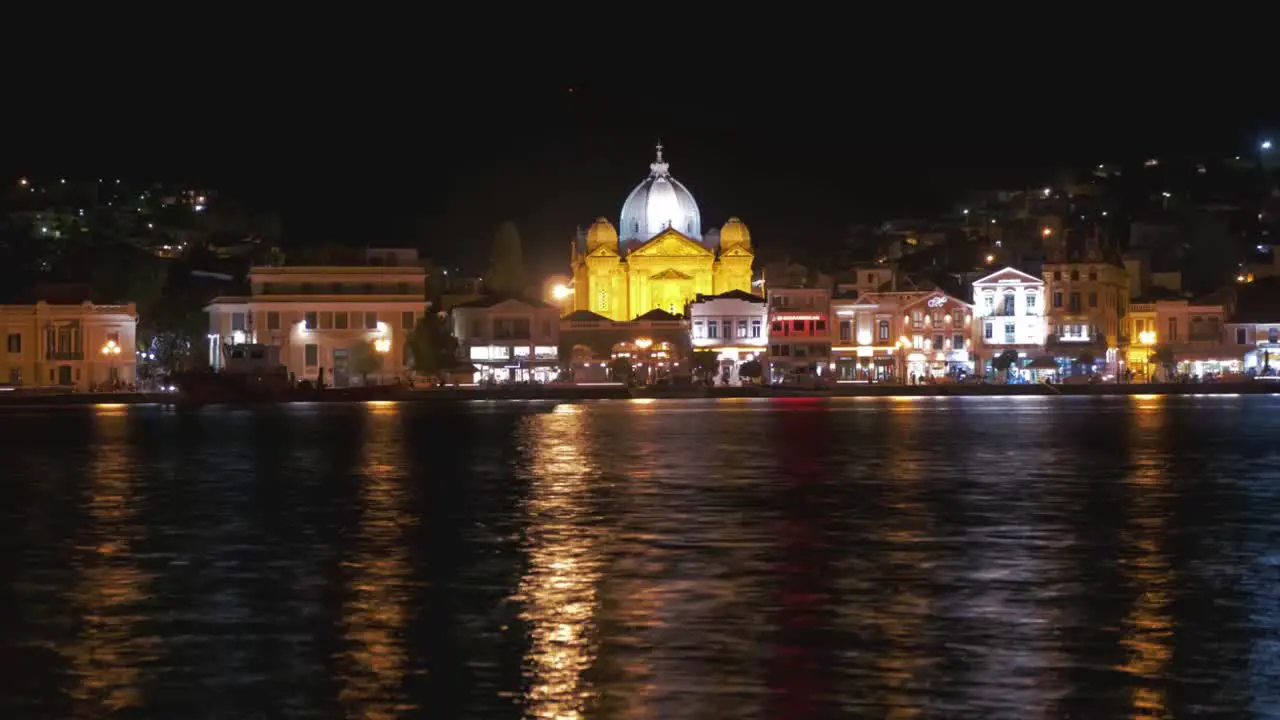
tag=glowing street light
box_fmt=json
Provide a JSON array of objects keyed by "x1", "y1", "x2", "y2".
[
  {"x1": 373, "y1": 337, "x2": 391, "y2": 353},
  {"x1": 633, "y1": 337, "x2": 653, "y2": 350},
  {"x1": 1263, "y1": 139, "x2": 1273, "y2": 151},
  {"x1": 100, "y1": 340, "x2": 122, "y2": 356},
  {"x1": 1041, "y1": 226, "x2": 1053, "y2": 237},
  {"x1": 1137, "y1": 330, "x2": 1157, "y2": 345},
  {"x1": 551, "y1": 284, "x2": 572, "y2": 300}
]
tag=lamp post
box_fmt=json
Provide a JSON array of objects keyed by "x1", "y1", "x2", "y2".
[
  {"x1": 633, "y1": 337, "x2": 653, "y2": 385},
  {"x1": 100, "y1": 339, "x2": 122, "y2": 390}
]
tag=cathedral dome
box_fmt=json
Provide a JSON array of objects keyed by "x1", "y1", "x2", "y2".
[
  {"x1": 585, "y1": 217, "x2": 618, "y2": 251},
  {"x1": 719, "y1": 217, "x2": 751, "y2": 250},
  {"x1": 618, "y1": 143, "x2": 702, "y2": 247}
]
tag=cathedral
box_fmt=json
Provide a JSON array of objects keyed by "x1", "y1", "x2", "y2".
[{"x1": 570, "y1": 144, "x2": 755, "y2": 321}]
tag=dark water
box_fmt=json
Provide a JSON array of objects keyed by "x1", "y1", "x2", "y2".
[{"x1": 2, "y1": 396, "x2": 1280, "y2": 719}]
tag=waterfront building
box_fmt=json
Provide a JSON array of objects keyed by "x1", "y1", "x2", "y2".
[
  {"x1": 559, "y1": 308, "x2": 690, "y2": 384},
  {"x1": 765, "y1": 286, "x2": 831, "y2": 384},
  {"x1": 1123, "y1": 297, "x2": 1237, "y2": 381},
  {"x1": 205, "y1": 255, "x2": 425, "y2": 387},
  {"x1": 832, "y1": 290, "x2": 973, "y2": 383},
  {"x1": 451, "y1": 295, "x2": 561, "y2": 384},
  {"x1": 569, "y1": 144, "x2": 754, "y2": 321},
  {"x1": 688, "y1": 289, "x2": 767, "y2": 384},
  {"x1": 1225, "y1": 278, "x2": 1280, "y2": 377},
  {"x1": 971, "y1": 266, "x2": 1048, "y2": 378},
  {"x1": 1041, "y1": 227, "x2": 1129, "y2": 374},
  {"x1": 0, "y1": 301, "x2": 137, "y2": 390}
]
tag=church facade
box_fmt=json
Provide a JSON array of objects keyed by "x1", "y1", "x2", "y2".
[{"x1": 570, "y1": 144, "x2": 755, "y2": 321}]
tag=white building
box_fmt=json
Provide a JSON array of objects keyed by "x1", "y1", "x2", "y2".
[
  {"x1": 451, "y1": 296, "x2": 561, "y2": 383},
  {"x1": 206, "y1": 261, "x2": 426, "y2": 387},
  {"x1": 0, "y1": 301, "x2": 137, "y2": 390},
  {"x1": 972, "y1": 267, "x2": 1048, "y2": 376},
  {"x1": 688, "y1": 289, "x2": 766, "y2": 384}
]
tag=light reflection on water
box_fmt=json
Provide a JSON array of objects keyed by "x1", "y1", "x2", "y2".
[{"x1": 0, "y1": 396, "x2": 1279, "y2": 717}]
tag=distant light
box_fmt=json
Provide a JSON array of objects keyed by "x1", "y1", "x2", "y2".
[
  {"x1": 962, "y1": 208, "x2": 969, "y2": 215},
  {"x1": 551, "y1": 284, "x2": 572, "y2": 300},
  {"x1": 1042, "y1": 187, "x2": 1051, "y2": 197},
  {"x1": 1041, "y1": 227, "x2": 1053, "y2": 237},
  {"x1": 17, "y1": 177, "x2": 27, "y2": 187},
  {"x1": 1263, "y1": 140, "x2": 1273, "y2": 151},
  {"x1": 1102, "y1": 211, "x2": 1108, "y2": 217},
  {"x1": 985, "y1": 254, "x2": 995, "y2": 263},
  {"x1": 1161, "y1": 191, "x2": 1171, "y2": 198},
  {"x1": 193, "y1": 204, "x2": 205, "y2": 212},
  {"x1": 990, "y1": 219, "x2": 996, "y2": 224},
  {"x1": 59, "y1": 178, "x2": 66, "y2": 184},
  {"x1": 1144, "y1": 158, "x2": 1159, "y2": 167}
]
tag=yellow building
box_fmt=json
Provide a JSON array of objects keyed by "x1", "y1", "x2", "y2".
[{"x1": 570, "y1": 144, "x2": 754, "y2": 320}]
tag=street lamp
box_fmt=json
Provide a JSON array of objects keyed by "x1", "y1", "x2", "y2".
[
  {"x1": 551, "y1": 284, "x2": 572, "y2": 301},
  {"x1": 101, "y1": 339, "x2": 122, "y2": 390},
  {"x1": 373, "y1": 337, "x2": 391, "y2": 353}
]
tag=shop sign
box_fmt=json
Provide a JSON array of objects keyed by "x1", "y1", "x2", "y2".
[{"x1": 927, "y1": 296, "x2": 947, "y2": 308}]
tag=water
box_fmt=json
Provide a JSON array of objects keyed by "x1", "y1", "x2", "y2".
[{"x1": 1, "y1": 396, "x2": 1280, "y2": 718}]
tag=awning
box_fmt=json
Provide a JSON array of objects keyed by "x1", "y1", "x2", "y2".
[{"x1": 1028, "y1": 356, "x2": 1059, "y2": 370}]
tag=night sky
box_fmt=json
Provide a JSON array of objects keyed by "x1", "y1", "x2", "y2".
[{"x1": 10, "y1": 44, "x2": 1273, "y2": 279}]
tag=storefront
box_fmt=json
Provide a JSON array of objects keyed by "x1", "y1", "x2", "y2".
[{"x1": 470, "y1": 344, "x2": 560, "y2": 384}]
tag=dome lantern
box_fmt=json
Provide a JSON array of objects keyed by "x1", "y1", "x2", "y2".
[{"x1": 719, "y1": 217, "x2": 751, "y2": 250}]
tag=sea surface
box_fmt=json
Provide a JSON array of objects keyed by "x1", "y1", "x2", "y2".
[{"x1": 1, "y1": 396, "x2": 1279, "y2": 719}]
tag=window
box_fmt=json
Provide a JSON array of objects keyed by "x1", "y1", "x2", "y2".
[
  {"x1": 334, "y1": 312, "x2": 349, "y2": 330},
  {"x1": 866, "y1": 273, "x2": 875, "y2": 284},
  {"x1": 708, "y1": 322, "x2": 718, "y2": 339},
  {"x1": 984, "y1": 322, "x2": 993, "y2": 339},
  {"x1": 771, "y1": 320, "x2": 782, "y2": 332},
  {"x1": 304, "y1": 344, "x2": 319, "y2": 367},
  {"x1": 107, "y1": 331, "x2": 120, "y2": 345},
  {"x1": 693, "y1": 321, "x2": 704, "y2": 339},
  {"x1": 396, "y1": 282, "x2": 409, "y2": 294},
  {"x1": 1168, "y1": 318, "x2": 1178, "y2": 341},
  {"x1": 8, "y1": 368, "x2": 19, "y2": 386},
  {"x1": 953, "y1": 312, "x2": 964, "y2": 328},
  {"x1": 1088, "y1": 270, "x2": 1098, "y2": 281},
  {"x1": 1002, "y1": 295, "x2": 1015, "y2": 315},
  {"x1": 751, "y1": 320, "x2": 761, "y2": 338},
  {"x1": 1070, "y1": 270, "x2": 1079, "y2": 281},
  {"x1": 932, "y1": 334, "x2": 943, "y2": 350},
  {"x1": 1069, "y1": 293, "x2": 1080, "y2": 313},
  {"x1": 1026, "y1": 294, "x2": 1037, "y2": 310},
  {"x1": 792, "y1": 320, "x2": 803, "y2": 332},
  {"x1": 402, "y1": 311, "x2": 415, "y2": 330},
  {"x1": 952, "y1": 334, "x2": 964, "y2": 350},
  {"x1": 737, "y1": 319, "x2": 748, "y2": 338},
  {"x1": 1053, "y1": 271, "x2": 1062, "y2": 281},
  {"x1": 1053, "y1": 292, "x2": 1062, "y2": 308},
  {"x1": 877, "y1": 321, "x2": 890, "y2": 341},
  {"x1": 722, "y1": 321, "x2": 731, "y2": 338},
  {"x1": 365, "y1": 312, "x2": 378, "y2": 329},
  {"x1": 231, "y1": 312, "x2": 246, "y2": 332},
  {"x1": 912, "y1": 311, "x2": 923, "y2": 327},
  {"x1": 839, "y1": 321, "x2": 852, "y2": 342},
  {"x1": 1004, "y1": 323, "x2": 1015, "y2": 342},
  {"x1": 266, "y1": 311, "x2": 280, "y2": 330},
  {"x1": 1270, "y1": 328, "x2": 1278, "y2": 344},
  {"x1": 1088, "y1": 292, "x2": 1098, "y2": 308},
  {"x1": 5, "y1": 333, "x2": 19, "y2": 353},
  {"x1": 319, "y1": 311, "x2": 333, "y2": 329},
  {"x1": 815, "y1": 320, "x2": 826, "y2": 332},
  {"x1": 1236, "y1": 327, "x2": 1247, "y2": 344}
]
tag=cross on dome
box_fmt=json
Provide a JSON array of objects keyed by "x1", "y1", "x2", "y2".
[{"x1": 649, "y1": 140, "x2": 669, "y2": 176}]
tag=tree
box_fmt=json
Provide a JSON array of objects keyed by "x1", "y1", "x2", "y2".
[
  {"x1": 486, "y1": 221, "x2": 527, "y2": 296},
  {"x1": 608, "y1": 356, "x2": 633, "y2": 384},
  {"x1": 1149, "y1": 345, "x2": 1175, "y2": 382},
  {"x1": 739, "y1": 359, "x2": 762, "y2": 384},
  {"x1": 992, "y1": 349, "x2": 1019, "y2": 383},
  {"x1": 406, "y1": 312, "x2": 459, "y2": 377},
  {"x1": 692, "y1": 350, "x2": 720, "y2": 384},
  {"x1": 348, "y1": 341, "x2": 385, "y2": 385}
]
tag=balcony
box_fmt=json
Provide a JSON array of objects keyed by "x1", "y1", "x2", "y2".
[{"x1": 46, "y1": 351, "x2": 83, "y2": 361}]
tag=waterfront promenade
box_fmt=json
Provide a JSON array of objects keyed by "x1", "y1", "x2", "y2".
[{"x1": 0, "y1": 380, "x2": 1274, "y2": 407}]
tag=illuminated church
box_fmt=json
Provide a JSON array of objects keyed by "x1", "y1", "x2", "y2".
[{"x1": 570, "y1": 144, "x2": 755, "y2": 321}]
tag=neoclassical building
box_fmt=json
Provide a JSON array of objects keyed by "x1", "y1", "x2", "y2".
[{"x1": 570, "y1": 144, "x2": 755, "y2": 321}]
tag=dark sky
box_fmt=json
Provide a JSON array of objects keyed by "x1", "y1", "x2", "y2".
[{"x1": 10, "y1": 38, "x2": 1275, "y2": 279}]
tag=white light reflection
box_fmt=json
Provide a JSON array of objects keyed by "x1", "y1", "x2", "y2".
[{"x1": 515, "y1": 408, "x2": 602, "y2": 718}]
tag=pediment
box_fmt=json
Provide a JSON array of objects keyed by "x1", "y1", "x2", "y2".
[
  {"x1": 973, "y1": 266, "x2": 1043, "y2": 286},
  {"x1": 586, "y1": 244, "x2": 619, "y2": 258},
  {"x1": 719, "y1": 245, "x2": 754, "y2": 258},
  {"x1": 629, "y1": 228, "x2": 713, "y2": 258},
  {"x1": 650, "y1": 268, "x2": 693, "y2": 281},
  {"x1": 904, "y1": 291, "x2": 971, "y2": 311}
]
